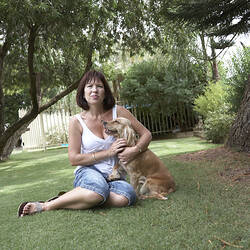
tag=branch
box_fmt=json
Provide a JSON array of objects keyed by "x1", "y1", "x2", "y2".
[
  {"x1": 39, "y1": 20, "x2": 100, "y2": 113},
  {"x1": 199, "y1": 32, "x2": 208, "y2": 62},
  {"x1": 214, "y1": 236, "x2": 243, "y2": 248},
  {"x1": 210, "y1": 34, "x2": 238, "y2": 60},
  {"x1": 39, "y1": 77, "x2": 81, "y2": 113}
]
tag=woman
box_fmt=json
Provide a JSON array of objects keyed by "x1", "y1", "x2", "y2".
[{"x1": 18, "y1": 70, "x2": 152, "y2": 216}]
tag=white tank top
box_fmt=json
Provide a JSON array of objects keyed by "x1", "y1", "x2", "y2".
[{"x1": 74, "y1": 105, "x2": 117, "y2": 175}]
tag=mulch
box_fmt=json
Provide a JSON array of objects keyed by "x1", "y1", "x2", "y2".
[{"x1": 174, "y1": 147, "x2": 250, "y2": 184}]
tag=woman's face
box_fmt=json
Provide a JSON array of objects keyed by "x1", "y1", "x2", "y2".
[{"x1": 84, "y1": 79, "x2": 105, "y2": 106}]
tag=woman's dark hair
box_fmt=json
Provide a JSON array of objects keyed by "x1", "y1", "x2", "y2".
[{"x1": 76, "y1": 70, "x2": 115, "y2": 110}]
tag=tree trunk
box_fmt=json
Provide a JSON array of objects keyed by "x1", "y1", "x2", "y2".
[
  {"x1": 199, "y1": 32, "x2": 208, "y2": 80},
  {"x1": 210, "y1": 38, "x2": 219, "y2": 82},
  {"x1": 0, "y1": 120, "x2": 33, "y2": 161},
  {"x1": 226, "y1": 75, "x2": 250, "y2": 152}
]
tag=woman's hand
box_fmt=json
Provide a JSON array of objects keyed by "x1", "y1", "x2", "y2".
[
  {"x1": 118, "y1": 146, "x2": 138, "y2": 165},
  {"x1": 108, "y1": 138, "x2": 127, "y2": 157}
]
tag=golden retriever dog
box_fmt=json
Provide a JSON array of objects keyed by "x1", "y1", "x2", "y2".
[{"x1": 103, "y1": 117, "x2": 176, "y2": 200}]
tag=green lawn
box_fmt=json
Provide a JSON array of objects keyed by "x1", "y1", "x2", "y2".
[{"x1": 0, "y1": 137, "x2": 249, "y2": 250}]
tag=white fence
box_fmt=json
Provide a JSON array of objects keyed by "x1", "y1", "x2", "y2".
[
  {"x1": 19, "y1": 103, "x2": 197, "y2": 150},
  {"x1": 19, "y1": 109, "x2": 71, "y2": 150}
]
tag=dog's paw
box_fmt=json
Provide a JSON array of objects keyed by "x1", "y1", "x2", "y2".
[
  {"x1": 107, "y1": 174, "x2": 120, "y2": 181},
  {"x1": 161, "y1": 196, "x2": 168, "y2": 200},
  {"x1": 138, "y1": 195, "x2": 147, "y2": 200},
  {"x1": 107, "y1": 175, "x2": 113, "y2": 181},
  {"x1": 138, "y1": 194, "x2": 169, "y2": 200}
]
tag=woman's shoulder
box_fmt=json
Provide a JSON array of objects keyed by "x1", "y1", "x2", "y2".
[
  {"x1": 116, "y1": 105, "x2": 125, "y2": 114},
  {"x1": 116, "y1": 105, "x2": 133, "y2": 118},
  {"x1": 70, "y1": 113, "x2": 80, "y2": 121},
  {"x1": 69, "y1": 114, "x2": 83, "y2": 127},
  {"x1": 69, "y1": 114, "x2": 83, "y2": 132}
]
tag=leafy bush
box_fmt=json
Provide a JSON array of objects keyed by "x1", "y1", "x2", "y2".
[
  {"x1": 194, "y1": 80, "x2": 231, "y2": 119},
  {"x1": 194, "y1": 81, "x2": 235, "y2": 143},
  {"x1": 226, "y1": 47, "x2": 250, "y2": 113},
  {"x1": 204, "y1": 111, "x2": 235, "y2": 143},
  {"x1": 120, "y1": 57, "x2": 206, "y2": 113},
  {"x1": 46, "y1": 129, "x2": 68, "y2": 145}
]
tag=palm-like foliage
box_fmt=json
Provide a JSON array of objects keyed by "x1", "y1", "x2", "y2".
[{"x1": 163, "y1": 0, "x2": 249, "y2": 37}]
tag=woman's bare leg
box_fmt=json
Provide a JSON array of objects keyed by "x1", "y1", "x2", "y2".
[
  {"x1": 22, "y1": 187, "x2": 103, "y2": 215},
  {"x1": 22, "y1": 188, "x2": 130, "y2": 216}
]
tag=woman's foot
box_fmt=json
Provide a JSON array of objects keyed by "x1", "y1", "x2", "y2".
[{"x1": 18, "y1": 201, "x2": 44, "y2": 217}]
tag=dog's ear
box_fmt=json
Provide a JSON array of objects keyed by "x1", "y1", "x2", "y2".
[{"x1": 124, "y1": 125, "x2": 136, "y2": 146}]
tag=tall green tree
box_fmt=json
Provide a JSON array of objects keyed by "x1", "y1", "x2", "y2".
[
  {"x1": 161, "y1": 0, "x2": 250, "y2": 152},
  {"x1": 0, "y1": 0, "x2": 157, "y2": 160},
  {"x1": 163, "y1": 0, "x2": 249, "y2": 37},
  {"x1": 226, "y1": 48, "x2": 250, "y2": 152},
  {"x1": 226, "y1": 47, "x2": 250, "y2": 113},
  {"x1": 161, "y1": 0, "x2": 249, "y2": 82},
  {"x1": 121, "y1": 54, "x2": 206, "y2": 113}
]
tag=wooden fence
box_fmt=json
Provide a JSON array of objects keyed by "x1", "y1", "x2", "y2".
[
  {"x1": 19, "y1": 109, "x2": 70, "y2": 150},
  {"x1": 126, "y1": 103, "x2": 197, "y2": 135},
  {"x1": 19, "y1": 103, "x2": 197, "y2": 150}
]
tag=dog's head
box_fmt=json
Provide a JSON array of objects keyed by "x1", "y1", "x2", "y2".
[{"x1": 103, "y1": 117, "x2": 137, "y2": 146}]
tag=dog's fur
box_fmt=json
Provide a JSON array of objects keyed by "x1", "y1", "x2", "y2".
[{"x1": 103, "y1": 117, "x2": 176, "y2": 200}]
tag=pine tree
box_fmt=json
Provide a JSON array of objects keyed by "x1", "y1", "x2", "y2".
[
  {"x1": 163, "y1": 0, "x2": 250, "y2": 152},
  {"x1": 164, "y1": 0, "x2": 249, "y2": 37}
]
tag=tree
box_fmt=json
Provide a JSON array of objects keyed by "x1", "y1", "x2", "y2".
[
  {"x1": 226, "y1": 47, "x2": 250, "y2": 113},
  {"x1": 162, "y1": 0, "x2": 249, "y2": 82},
  {"x1": 120, "y1": 53, "x2": 205, "y2": 113},
  {"x1": 226, "y1": 75, "x2": 250, "y2": 152},
  {"x1": 163, "y1": 0, "x2": 250, "y2": 37},
  {"x1": 162, "y1": 0, "x2": 250, "y2": 152},
  {"x1": 225, "y1": 48, "x2": 250, "y2": 152},
  {"x1": 0, "y1": 0, "x2": 94, "y2": 160},
  {"x1": 0, "y1": 0, "x2": 157, "y2": 161}
]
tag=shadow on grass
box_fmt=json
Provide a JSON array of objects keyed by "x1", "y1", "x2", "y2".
[
  {"x1": 0, "y1": 148, "x2": 72, "y2": 199},
  {"x1": 0, "y1": 138, "x2": 221, "y2": 197}
]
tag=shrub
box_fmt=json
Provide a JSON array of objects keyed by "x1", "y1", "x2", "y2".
[
  {"x1": 121, "y1": 57, "x2": 205, "y2": 114},
  {"x1": 46, "y1": 129, "x2": 68, "y2": 145},
  {"x1": 194, "y1": 80, "x2": 231, "y2": 119},
  {"x1": 226, "y1": 47, "x2": 250, "y2": 113},
  {"x1": 194, "y1": 81, "x2": 235, "y2": 143},
  {"x1": 204, "y1": 111, "x2": 235, "y2": 143}
]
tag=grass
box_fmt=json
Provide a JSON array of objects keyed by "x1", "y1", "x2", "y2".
[{"x1": 0, "y1": 137, "x2": 249, "y2": 250}]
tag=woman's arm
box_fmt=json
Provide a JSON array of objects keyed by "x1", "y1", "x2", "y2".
[
  {"x1": 117, "y1": 105, "x2": 152, "y2": 164},
  {"x1": 68, "y1": 116, "x2": 126, "y2": 166}
]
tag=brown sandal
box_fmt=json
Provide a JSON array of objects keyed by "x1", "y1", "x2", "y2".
[
  {"x1": 17, "y1": 201, "x2": 43, "y2": 217},
  {"x1": 46, "y1": 191, "x2": 66, "y2": 202}
]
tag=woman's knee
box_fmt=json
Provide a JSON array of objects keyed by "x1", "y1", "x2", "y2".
[
  {"x1": 76, "y1": 187, "x2": 104, "y2": 205},
  {"x1": 107, "y1": 192, "x2": 129, "y2": 207}
]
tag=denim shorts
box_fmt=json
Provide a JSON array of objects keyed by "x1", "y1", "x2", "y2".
[{"x1": 73, "y1": 166, "x2": 137, "y2": 206}]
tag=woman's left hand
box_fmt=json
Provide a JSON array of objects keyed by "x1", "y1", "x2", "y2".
[{"x1": 118, "y1": 146, "x2": 138, "y2": 165}]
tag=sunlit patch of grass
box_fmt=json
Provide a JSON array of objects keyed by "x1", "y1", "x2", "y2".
[
  {"x1": 1, "y1": 169, "x2": 72, "y2": 195},
  {"x1": 150, "y1": 137, "x2": 221, "y2": 156},
  {"x1": 1, "y1": 151, "x2": 69, "y2": 172}
]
